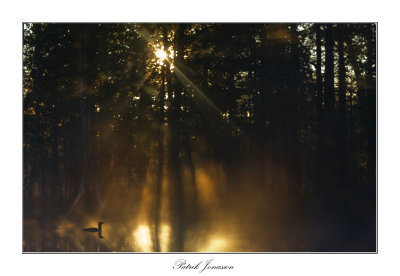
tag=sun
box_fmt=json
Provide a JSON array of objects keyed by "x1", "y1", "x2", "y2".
[{"x1": 155, "y1": 49, "x2": 167, "y2": 61}]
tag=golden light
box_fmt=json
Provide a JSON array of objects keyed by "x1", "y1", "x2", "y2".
[
  {"x1": 134, "y1": 225, "x2": 152, "y2": 252},
  {"x1": 160, "y1": 224, "x2": 171, "y2": 252},
  {"x1": 155, "y1": 49, "x2": 167, "y2": 61},
  {"x1": 199, "y1": 237, "x2": 228, "y2": 252}
]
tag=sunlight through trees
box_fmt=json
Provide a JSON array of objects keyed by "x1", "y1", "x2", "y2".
[{"x1": 23, "y1": 23, "x2": 376, "y2": 252}]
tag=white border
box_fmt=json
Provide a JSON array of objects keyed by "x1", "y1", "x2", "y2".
[{"x1": 1, "y1": 0, "x2": 398, "y2": 275}]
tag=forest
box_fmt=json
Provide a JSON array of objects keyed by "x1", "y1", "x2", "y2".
[{"x1": 23, "y1": 23, "x2": 376, "y2": 252}]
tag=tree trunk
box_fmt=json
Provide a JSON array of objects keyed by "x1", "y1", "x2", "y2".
[
  {"x1": 28, "y1": 25, "x2": 43, "y2": 196},
  {"x1": 286, "y1": 24, "x2": 301, "y2": 200},
  {"x1": 337, "y1": 24, "x2": 347, "y2": 189},
  {"x1": 154, "y1": 35, "x2": 167, "y2": 250},
  {"x1": 315, "y1": 24, "x2": 323, "y2": 114},
  {"x1": 365, "y1": 24, "x2": 376, "y2": 197},
  {"x1": 51, "y1": 26, "x2": 60, "y2": 196},
  {"x1": 322, "y1": 24, "x2": 335, "y2": 196},
  {"x1": 168, "y1": 24, "x2": 186, "y2": 252},
  {"x1": 324, "y1": 25, "x2": 335, "y2": 113},
  {"x1": 314, "y1": 23, "x2": 323, "y2": 196}
]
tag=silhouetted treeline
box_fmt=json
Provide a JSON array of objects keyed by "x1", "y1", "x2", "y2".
[{"x1": 23, "y1": 23, "x2": 376, "y2": 252}]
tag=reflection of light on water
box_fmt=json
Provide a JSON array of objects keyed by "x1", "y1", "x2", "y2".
[
  {"x1": 160, "y1": 225, "x2": 170, "y2": 252},
  {"x1": 134, "y1": 225, "x2": 152, "y2": 252},
  {"x1": 199, "y1": 237, "x2": 228, "y2": 252}
]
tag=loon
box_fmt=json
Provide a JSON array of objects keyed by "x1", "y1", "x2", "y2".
[{"x1": 83, "y1": 222, "x2": 105, "y2": 238}]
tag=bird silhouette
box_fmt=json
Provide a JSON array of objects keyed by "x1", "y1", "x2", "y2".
[{"x1": 83, "y1": 222, "x2": 105, "y2": 238}]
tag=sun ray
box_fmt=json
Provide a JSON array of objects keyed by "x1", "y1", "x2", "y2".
[
  {"x1": 172, "y1": 65, "x2": 247, "y2": 139},
  {"x1": 173, "y1": 66, "x2": 222, "y2": 115}
]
